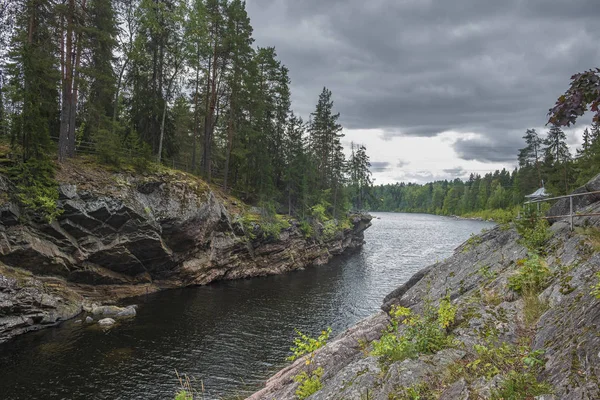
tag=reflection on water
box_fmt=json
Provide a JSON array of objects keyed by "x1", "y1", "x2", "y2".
[{"x1": 0, "y1": 213, "x2": 494, "y2": 399}]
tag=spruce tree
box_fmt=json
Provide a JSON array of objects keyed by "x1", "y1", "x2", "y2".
[
  {"x1": 543, "y1": 125, "x2": 572, "y2": 194},
  {"x1": 7, "y1": 0, "x2": 59, "y2": 161}
]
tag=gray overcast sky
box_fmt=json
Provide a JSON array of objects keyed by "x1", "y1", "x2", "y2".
[{"x1": 245, "y1": 0, "x2": 600, "y2": 184}]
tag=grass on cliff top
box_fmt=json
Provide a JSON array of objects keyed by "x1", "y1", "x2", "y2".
[
  {"x1": 53, "y1": 155, "x2": 254, "y2": 215},
  {"x1": 575, "y1": 226, "x2": 600, "y2": 253}
]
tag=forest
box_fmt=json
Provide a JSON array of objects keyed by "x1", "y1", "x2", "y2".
[
  {"x1": 0, "y1": 0, "x2": 372, "y2": 221},
  {"x1": 366, "y1": 123, "x2": 600, "y2": 217}
]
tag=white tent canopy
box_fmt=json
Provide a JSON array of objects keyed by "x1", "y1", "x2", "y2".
[{"x1": 525, "y1": 187, "x2": 550, "y2": 201}]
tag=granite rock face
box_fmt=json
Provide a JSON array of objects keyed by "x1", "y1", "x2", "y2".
[
  {"x1": 248, "y1": 177, "x2": 600, "y2": 400},
  {"x1": 0, "y1": 166, "x2": 371, "y2": 342},
  {"x1": 0, "y1": 264, "x2": 82, "y2": 343}
]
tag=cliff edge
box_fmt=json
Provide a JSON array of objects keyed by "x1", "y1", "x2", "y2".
[{"x1": 0, "y1": 159, "x2": 372, "y2": 343}]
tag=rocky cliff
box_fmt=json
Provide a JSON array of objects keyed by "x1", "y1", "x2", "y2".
[
  {"x1": 0, "y1": 159, "x2": 371, "y2": 343},
  {"x1": 249, "y1": 174, "x2": 600, "y2": 400}
]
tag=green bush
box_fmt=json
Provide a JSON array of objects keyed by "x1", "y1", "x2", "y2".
[
  {"x1": 294, "y1": 367, "x2": 323, "y2": 399},
  {"x1": 299, "y1": 220, "x2": 314, "y2": 238},
  {"x1": 491, "y1": 370, "x2": 553, "y2": 400},
  {"x1": 95, "y1": 128, "x2": 123, "y2": 167},
  {"x1": 388, "y1": 382, "x2": 437, "y2": 400},
  {"x1": 445, "y1": 341, "x2": 551, "y2": 397},
  {"x1": 516, "y1": 208, "x2": 552, "y2": 253},
  {"x1": 174, "y1": 390, "x2": 193, "y2": 400},
  {"x1": 288, "y1": 327, "x2": 331, "y2": 362},
  {"x1": 508, "y1": 254, "x2": 552, "y2": 294},
  {"x1": 310, "y1": 202, "x2": 329, "y2": 222},
  {"x1": 371, "y1": 298, "x2": 456, "y2": 364}
]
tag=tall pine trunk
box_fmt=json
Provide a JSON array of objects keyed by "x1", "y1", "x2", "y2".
[
  {"x1": 58, "y1": 0, "x2": 74, "y2": 161},
  {"x1": 191, "y1": 44, "x2": 200, "y2": 172},
  {"x1": 202, "y1": 38, "x2": 219, "y2": 182}
]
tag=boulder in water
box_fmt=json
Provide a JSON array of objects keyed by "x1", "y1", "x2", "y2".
[
  {"x1": 91, "y1": 304, "x2": 136, "y2": 318},
  {"x1": 98, "y1": 318, "x2": 115, "y2": 326}
]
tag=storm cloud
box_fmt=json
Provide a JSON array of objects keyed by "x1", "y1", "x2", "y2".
[
  {"x1": 246, "y1": 0, "x2": 600, "y2": 171},
  {"x1": 370, "y1": 161, "x2": 392, "y2": 172}
]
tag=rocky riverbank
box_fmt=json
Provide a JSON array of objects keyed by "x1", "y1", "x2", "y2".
[
  {"x1": 0, "y1": 159, "x2": 371, "y2": 343},
  {"x1": 249, "y1": 174, "x2": 600, "y2": 400}
]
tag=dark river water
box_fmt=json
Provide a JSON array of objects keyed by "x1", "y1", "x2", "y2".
[{"x1": 0, "y1": 213, "x2": 494, "y2": 400}]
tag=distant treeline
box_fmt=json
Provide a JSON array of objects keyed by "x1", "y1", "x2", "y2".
[{"x1": 366, "y1": 123, "x2": 600, "y2": 216}]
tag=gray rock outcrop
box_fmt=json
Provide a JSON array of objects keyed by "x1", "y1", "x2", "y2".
[
  {"x1": 0, "y1": 264, "x2": 82, "y2": 343},
  {"x1": 0, "y1": 165, "x2": 371, "y2": 342}
]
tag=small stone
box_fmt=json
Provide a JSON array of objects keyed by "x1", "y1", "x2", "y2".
[
  {"x1": 91, "y1": 305, "x2": 127, "y2": 316},
  {"x1": 98, "y1": 318, "x2": 115, "y2": 326},
  {"x1": 85, "y1": 316, "x2": 93, "y2": 323},
  {"x1": 73, "y1": 319, "x2": 82, "y2": 324}
]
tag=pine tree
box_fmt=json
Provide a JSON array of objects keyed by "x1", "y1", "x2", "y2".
[
  {"x1": 348, "y1": 142, "x2": 372, "y2": 210},
  {"x1": 543, "y1": 125, "x2": 572, "y2": 194},
  {"x1": 83, "y1": 0, "x2": 118, "y2": 141},
  {"x1": 221, "y1": 1, "x2": 253, "y2": 190},
  {"x1": 309, "y1": 87, "x2": 345, "y2": 216},
  {"x1": 518, "y1": 128, "x2": 543, "y2": 186}
]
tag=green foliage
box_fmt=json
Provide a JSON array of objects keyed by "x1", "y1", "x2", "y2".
[
  {"x1": 96, "y1": 129, "x2": 123, "y2": 167},
  {"x1": 445, "y1": 340, "x2": 551, "y2": 396},
  {"x1": 9, "y1": 158, "x2": 61, "y2": 222},
  {"x1": 173, "y1": 370, "x2": 197, "y2": 400},
  {"x1": 491, "y1": 370, "x2": 553, "y2": 400},
  {"x1": 299, "y1": 220, "x2": 314, "y2": 238},
  {"x1": 261, "y1": 215, "x2": 291, "y2": 239},
  {"x1": 437, "y1": 296, "x2": 457, "y2": 329},
  {"x1": 575, "y1": 226, "x2": 600, "y2": 253},
  {"x1": 95, "y1": 129, "x2": 153, "y2": 172},
  {"x1": 508, "y1": 254, "x2": 552, "y2": 295},
  {"x1": 388, "y1": 382, "x2": 438, "y2": 400},
  {"x1": 294, "y1": 367, "x2": 323, "y2": 399},
  {"x1": 311, "y1": 202, "x2": 329, "y2": 222},
  {"x1": 591, "y1": 272, "x2": 600, "y2": 299},
  {"x1": 288, "y1": 327, "x2": 332, "y2": 362},
  {"x1": 516, "y1": 208, "x2": 552, "y2": 253},
  {"x1": 321, "y1": 220, "x2": 339, "y2": 241},
  {"x1": 461, "y1": 234, "x2": 482, "y2": 253},
  {"x1": 523, "y1": 293, "x2": 549, "y2": 326},
  {"x1": 239, "y1": 208, "x2": 291, "y2": 240},
  {"x1": 124, "y1": 131, "x2": 153, "y2": 172},
  {"x1": 174, "y1": 390, "x2": 193, "y2": 400},
  {"x1": 371, "y1": 299, "x2": 456, "y2": 365}
]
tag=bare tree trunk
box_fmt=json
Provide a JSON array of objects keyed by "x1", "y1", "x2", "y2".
[
  {"x1": 157, "y1": 62, "x2": 181, "y2": 164},
  {"x1": 191, "y1": 44, "x2": 200, "y2": 172},
  {"x1": 202, "y1": 28, "x2": 220, "y2": 182},
  {"x1": 67, "y1": 19, "x2": 84, "y2": 157},
  {"x1": 112, "y1": 59, "x2": 128, "y2": 132},
  {"x1": 201, "y1": 54, "x2": 212, "y2": 177},
  {"x1": 223, "y1": 116, "x2": 233, "y2": 191},
  {"x1": 333, "y1": 183, "x2": 338, "y2": 220},
  {"x1": 58, "y1": 0, "x2": 74, "y2": 162}
]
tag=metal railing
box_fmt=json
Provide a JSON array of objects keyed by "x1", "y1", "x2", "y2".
[{"x1": 523, "y1": 190, "x2": 600, "y2": 230}]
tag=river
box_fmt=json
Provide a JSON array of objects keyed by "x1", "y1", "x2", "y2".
[{"x1": 0, "y1": 212, "x2": 494, "y2": 399}]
